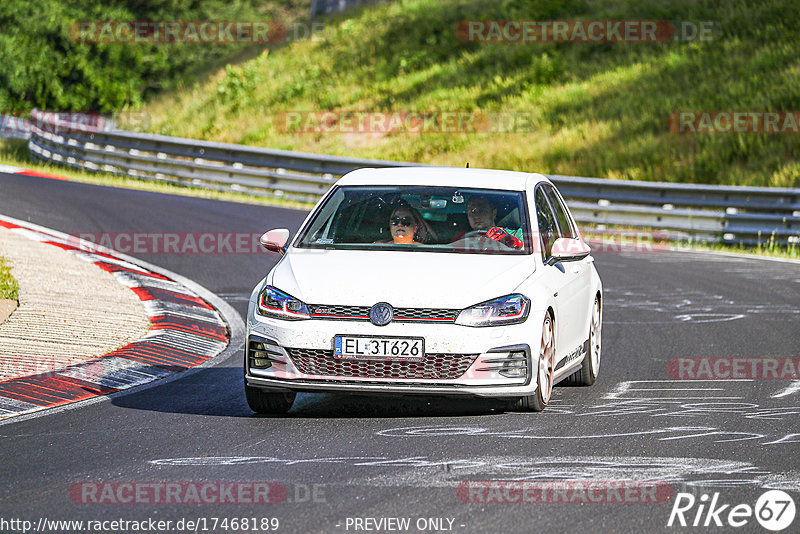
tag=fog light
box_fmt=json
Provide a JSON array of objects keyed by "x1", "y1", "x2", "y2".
[
  {"x1": 249, "y1": 345, "x2": 273, "y2": 369},
  {"x1": 500, "y1": 351, "x2": 528, "y2": 378}
]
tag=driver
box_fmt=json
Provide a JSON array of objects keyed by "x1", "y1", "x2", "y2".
[{"x1": 464, "y1": 196, "x2": 524, "y2": 249}]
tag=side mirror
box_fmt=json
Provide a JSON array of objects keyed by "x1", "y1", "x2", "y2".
[
  {"x1": 548, "y1": 237, "x2": 591, "y2": 264},
  {"x1": 259, "y1": 228, "x2": 291, "y2": 254}
]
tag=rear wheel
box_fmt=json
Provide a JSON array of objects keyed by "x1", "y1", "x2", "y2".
[
  {"x1": 245, "y1": 384, "x2": 295, "y2": 414},
  {"x1": 563, "y1": 296, "x2": 601, "y2": 386},
  {"x1": 508, "y1": 312, "x2": 554, "y2": 412}
]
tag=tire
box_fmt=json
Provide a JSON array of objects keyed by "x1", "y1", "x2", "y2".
[
  {"x1": 563, "y1": 295, "x2": 601, "y2": 387},
  {"x1": 508, "y1": 312, "x2": 555, "y2": 412},
  {"x1": 245, "y1": 384, "x2": 296, "y2": 414}
]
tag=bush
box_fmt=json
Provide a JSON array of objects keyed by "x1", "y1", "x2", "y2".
[{"x1": 0, "y1": 0, "x2": 308, "y2": 113}]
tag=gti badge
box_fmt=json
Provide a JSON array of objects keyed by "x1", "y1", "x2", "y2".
[
  {"x1": 565, "y1": 342, "x2": 587, "y2": 363},
  {"x1": 369, "y1": 302, "x2": 394, "y2": 326}
]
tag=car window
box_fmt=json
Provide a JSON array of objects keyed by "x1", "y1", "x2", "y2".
[
  {"x1": 295, "y1": 185, "x2": 531, "y2": 255},
  {"x1": 543, "y1": 184, "x2": 577, "y2": 239},
  {"x1": 534, "y1": 187, "x2": 558, "y2": 260}
]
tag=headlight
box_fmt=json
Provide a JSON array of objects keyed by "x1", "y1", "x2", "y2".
[
  {"x1": 455, "y1": 294, "x2": 530, "y2": 327},
  {"x1": 257, "y1": 286, "x2": 310, "y2": 320}
]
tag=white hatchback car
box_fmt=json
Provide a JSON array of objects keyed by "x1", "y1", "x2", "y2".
[{"x1": 245, "y1": 167, "x2": 602, "y2": 413}]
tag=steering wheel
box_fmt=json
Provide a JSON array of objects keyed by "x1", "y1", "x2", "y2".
[
  {"x1": 462, "y1": 230, "x2": 491, "y2": 239},
  {"x1": 459, "y1": 229, "x2": 510, "y2": 252}
]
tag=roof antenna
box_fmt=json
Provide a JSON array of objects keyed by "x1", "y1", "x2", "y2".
[{"x1": 465, "y1": 162, "x2": 469, "y2": 168}]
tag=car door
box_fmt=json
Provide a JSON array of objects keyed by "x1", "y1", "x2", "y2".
[
  {"x1": 533, "y1": 185, "x2": 585, "y2": 366},
  {"x1": 534, "y1": 185, "x2": 575, "y2": 368},
  {"x1": 543, "y1": 184, "x2": 593, "y2": 347}
]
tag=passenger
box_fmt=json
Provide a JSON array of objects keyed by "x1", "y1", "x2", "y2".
[
  {"x1": 463, "y1": 196, "x2": 524, "y2": 248},
  {"x1": 386, "y1": 201, "x2": 430, "y2": 245}
]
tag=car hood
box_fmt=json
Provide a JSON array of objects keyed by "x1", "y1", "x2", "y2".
[{"x1": 268, "y1": 249, "x2": 535, "y2": 308}]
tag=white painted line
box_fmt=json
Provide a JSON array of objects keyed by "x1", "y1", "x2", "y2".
[
  {"x1": 628, "y1": 397, "x2": 743, "y2": 400},
  {"x1": 773, "y1": 381, "x2": 800, "y2": 398},
  {"x1": 0, "y1": 397, "x2": 39, "y2": 415},
  {"x1": 621, "y1": 379, "x2": 754, "y2": 383},
  {"x1": 763, "y1": 434, "x2": 800, "y2": 445},
  {"x1": 628, "y1": 388, "x2": 728, "y2": 391},
  {"x1": 602, "y1": 381, "x2": 632, "y2": 399},
  {"x1": 0, "y1": 164, "x2": 24, "y2": 174},
  {"x1": 602, "y1": 379, "x2": 753, "y2": 403},
  {"x1": 672, "y1": 246, "x2": 800, "y2": 265},
  {"x1": 603, "y1": 380, "x2": 750, "y2": 400}
]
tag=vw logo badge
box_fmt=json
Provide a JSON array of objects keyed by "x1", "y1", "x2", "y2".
[{"x1": 369, "y1": 302, "x2": 394, "y2": 326}]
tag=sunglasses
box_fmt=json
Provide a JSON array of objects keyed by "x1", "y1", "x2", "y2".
[{"x1": 390, "y1": 216, "x2": 414, "y2": 227}]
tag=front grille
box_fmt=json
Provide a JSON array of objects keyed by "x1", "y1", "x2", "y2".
[
  {"x1": 308, "y1": 305, "x2": 370, "y2": 319},
  {"x1": 286, "y1": 348, "x2": 478, "y2": 379},
  {"x1": 395, "y1": 307, "x2": 460, "y2": 322},
  {"x1": 308, "y1": 305, "x2": 459, "y2": 323}
]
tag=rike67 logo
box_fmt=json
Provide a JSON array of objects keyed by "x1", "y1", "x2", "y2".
[{"x1": 668, "y1": 490, "x2": 796, "y2": 531}]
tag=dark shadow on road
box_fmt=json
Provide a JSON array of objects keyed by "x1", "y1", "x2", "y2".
[{"x1": 110, "y1": 365, "x2": 510, "y2": 418}]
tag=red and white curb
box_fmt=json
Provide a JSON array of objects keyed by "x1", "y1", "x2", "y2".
[
  {"x1": 0, "y1": 214, "x2": 233, "y2": 419},
  {"x1": 0, "y1": 163, "x2": 71, "y2": 181}
]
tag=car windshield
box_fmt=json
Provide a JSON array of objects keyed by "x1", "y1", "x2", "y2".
[{"x1": 296, "y1": 185, "x2": 531, "y2": 255}]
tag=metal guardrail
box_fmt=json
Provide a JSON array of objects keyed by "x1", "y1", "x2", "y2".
[
  {"x1": 26, "y1": 109, "x2": 800, "y2": 244},
  {"x1": 310, "y1": 0, "x2": 388, "y2": 18}
]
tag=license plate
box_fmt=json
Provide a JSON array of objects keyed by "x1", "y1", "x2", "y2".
[{"x1": 334, "y1": 335, "x2": 424, "y2": 359}]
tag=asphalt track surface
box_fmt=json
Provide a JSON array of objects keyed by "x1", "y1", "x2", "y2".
[{"x1": 1, "y1": 172, "x2": 799, "y2": 533}]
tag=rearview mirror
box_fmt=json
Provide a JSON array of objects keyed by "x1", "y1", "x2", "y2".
[
  {"x1": 548, "y1": 237, "x2": 591, "y2": 264},
  {"x1": 259, "y1": 228, "x2": 291, "y2": 254}
]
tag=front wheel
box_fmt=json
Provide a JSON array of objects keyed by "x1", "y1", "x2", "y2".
[
  {"x1": 564, "y1": 296, "x2": 601, "y2": 387},
  {"x1": 245, "y1": 384, "x2": 296, "y2": 414},
  {"x1": 508, "y1": 312, "x2": 555, "y2": 412}
]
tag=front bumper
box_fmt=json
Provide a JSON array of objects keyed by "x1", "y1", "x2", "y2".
[
  {"x1": 244, "y1": 310, "x2": 543, "y2": 398},
  {"x1": 245, "y1": 374, "x2": 534, "y2": 397}
]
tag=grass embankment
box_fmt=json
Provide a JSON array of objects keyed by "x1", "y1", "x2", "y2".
[
  {"x1": 140, "y1": 0, "x2": 800, "y2": 188},
  {"x1": 0, "y1": 257, "x2": 19, "y2": 302}
]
